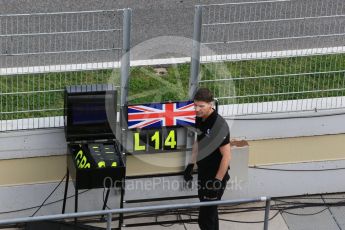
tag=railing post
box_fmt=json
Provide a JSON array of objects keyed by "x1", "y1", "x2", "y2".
[
  {"x1": 106, "y1": 213, "x2": 112, "y2": 230},
  {"x1": 263, "y1": 197, "x2": 271, "y2": 230},
  {"x1": 189, "y1": 5, "x2": 203, "y2": 100}
]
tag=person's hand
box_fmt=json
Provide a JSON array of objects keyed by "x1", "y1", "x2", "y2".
[
  {"x1": 204, "y1": 178, "x2": 223, "y2": 200},
  {"x1": 183, "y1": 164, "x2": 194, "y2": 182}
]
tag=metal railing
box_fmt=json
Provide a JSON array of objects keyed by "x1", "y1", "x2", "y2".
[
  {"x1": 0, "y1": 197, "x2": 271, "y2": 230},
  {"x1": 0, "y1": 9, "x2": 131, "y2": 131},
  {"x1": 190, "y1": 0, "x2": 345, "y2": 116}
]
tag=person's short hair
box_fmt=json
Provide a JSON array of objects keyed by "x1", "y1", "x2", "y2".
[{"x1": 193, "y1": 88, "x2": 214, "y2": 102}]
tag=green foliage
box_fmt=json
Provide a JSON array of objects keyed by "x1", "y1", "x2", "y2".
[
  {"x1": 128, "y1": 65, "x2": 190, "y2": 104},
  {"x1": 200, "y1": 54, "x2": 345, "y2": 104}
]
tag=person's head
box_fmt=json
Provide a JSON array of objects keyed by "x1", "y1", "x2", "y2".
[{"x1": 193, "y1": 88, "x2": 214, "y2": 118}]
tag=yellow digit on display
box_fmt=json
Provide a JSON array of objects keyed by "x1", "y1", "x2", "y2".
[
  {"x1": 98, "y1": 161, "x2": 106, "y2": 168},
  {"x1": 164, "y1": 130, "x2": 177, "y2": 149},
  {"x1": 134, "y1": 132, "x2": 146, "y2": 151},
  {"x1": 151, "y1": 131, "x2": 160, "y2": 150}
]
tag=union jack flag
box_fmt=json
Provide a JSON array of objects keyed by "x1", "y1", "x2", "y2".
[{"x1": 127, "y1": 101, "x2": 196, "y2": 129}]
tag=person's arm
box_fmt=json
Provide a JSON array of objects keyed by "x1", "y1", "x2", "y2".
[
  {"x1": 215, "y1": 143, "x2": 231, "y2": 180},
  {"x1": 190, "y1": 141, "x2": 198, "y2": 165},
  {"x1": 183, "y1": 137, "x2": 198, "y2": 182}
]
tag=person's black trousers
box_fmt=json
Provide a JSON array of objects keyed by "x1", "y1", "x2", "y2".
[
  {"x1": 197, "y1": 177, "x2": 228, "y2": 230},
  {"x1": 198, "y1": 204, "x2": 220, "y2": 230}
]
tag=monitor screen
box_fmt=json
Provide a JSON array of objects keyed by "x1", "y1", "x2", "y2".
[
  {"x1": 71, "y1": 100, "x2": 108, "y2": 125},
  {"x1": 65, "y1": 90, "x2": 117, "y2": 141}
]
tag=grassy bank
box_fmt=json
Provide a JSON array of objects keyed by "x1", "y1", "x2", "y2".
[{"x1": 1, "y1": 53, "x2": 345, "y2": 119}]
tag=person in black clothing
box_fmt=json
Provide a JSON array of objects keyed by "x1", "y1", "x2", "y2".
[{"x1": 184, "y1": 88, "x2": 231, "y2": 230}]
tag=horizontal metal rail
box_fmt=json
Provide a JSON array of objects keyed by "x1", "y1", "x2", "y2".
[
  {"x1": 202, "y1": 14, "x2": 345, "y2": 26},
  {"x1": 0, "y1": 197, "x2": 271, "y2": 230},
  {"x1": 0, "y1": 29, "x2": 121, "y2": 37},
  {"x1": 1, "y1": 90, "x2": 63, "y2": 96},
  {"x1": 203, "y1": 32, "x2": 345, "y2": 45},
  {"x1": 1, "y1": 108, "x2": 62, "y2": 114},
  {"x1": 0, "y1": 10, "x2": 121, "y2": 17},
  {"x1": 198, "y1": 0, "x2": 290, "y2": 7},
  {"x1": 200, "y1": 70, "x2": 345, "y2": 82},
  {"x1": 0, "y1": 48, "x2": 121, "y2": 57},
  {"x1": 218, "y1": 88, "x2": 345, "y2": 99}
]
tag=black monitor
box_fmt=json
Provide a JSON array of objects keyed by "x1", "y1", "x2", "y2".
[{"x1": 64, "y1": 84, "x2": 117, "y2": 142}]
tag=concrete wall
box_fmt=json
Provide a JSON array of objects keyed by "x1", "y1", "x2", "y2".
[
  {"x1": 1, "y1": 133, "x2": 345, "y2": 186},
  {"x1": 0, "y1": 109, "x2": 345, "y2": 219}
]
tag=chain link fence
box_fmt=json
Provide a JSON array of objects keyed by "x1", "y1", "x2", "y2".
[
  {"x1": 0, "y1": 10, "x2": 129, "y2": 131},
  {"x1": 3, "y1": 1, "x2": 345, "y2": 130},
  {"x1": 191, "y1": 0, "x2": 345, "y2": 116}
]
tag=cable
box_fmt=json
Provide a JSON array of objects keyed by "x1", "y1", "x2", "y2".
[
  {"x1": 273, "y1": 198, "x2": 316, "y2": 205},
  {"x1": 177, "y1": 213, "x2": 188, "y2": 230},
  {"x1": 177, "y1": 212, "x2": 191, "y2": 230},
  {"x1": 102, "y1": 187, "x2": 111, "y2": 210},
  {"x1": 186, "y1": 210, "x2": 281, "y2": 224},
  {"x1": 320, "y1": 194, "x2": 343, "y2": 230},
  {"x1": 249, "y1": 165, "x2": 345, "y2": 172},
  {"x1": 0, "y1": 187, "x2": 90, "y2": 215},
  {"x1": 31, "y1": 175, "x2": 66, "y2": 217},
  {"x1": 156, "y1": 213, "x2": 175, "y2": 227},
  {"x1": 281, "y1": 207, "x2": 329, "y2": 216},
  {"x1": 220, "y1": 210, "x2": 281, "y2": 224}
]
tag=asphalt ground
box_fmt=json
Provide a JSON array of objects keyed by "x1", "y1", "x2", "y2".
[{"x1": 1, "y1": 0, "x2": 345, "y2": 67}]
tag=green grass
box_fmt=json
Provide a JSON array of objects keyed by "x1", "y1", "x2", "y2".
[
  {"x1": 1, "y1": 53, "x2": 345, "y2": 120},
  {"x1": 201, "y1": 54, "x2": 345, "y2": 105}
]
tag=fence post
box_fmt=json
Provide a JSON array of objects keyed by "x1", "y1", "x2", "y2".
[
  {"x1": 119, "y1": 8, "x2": 131, "y2": 230},
  {"x1": 120, "y1": 8, "x2": 131, "y2": 154},
  {"x1": 121, "y1": 8, "x2": 131, "y2": 107},
  {"x1": 189, "y1": 5, "x2": 203, "y2": 100},
  {"x1": 263, "y1": 197, "x2": 271, "y2": 230}
]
